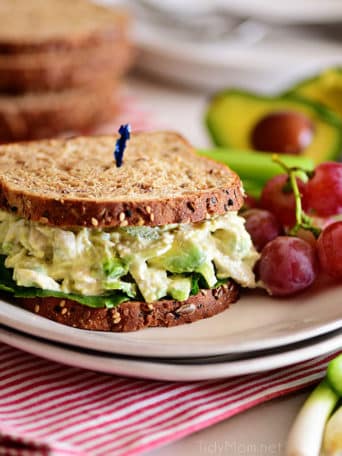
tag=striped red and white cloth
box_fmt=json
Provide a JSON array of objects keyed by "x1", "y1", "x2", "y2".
[{"x1": 0, "y1": 343, "x2": 339, "y2": 456}]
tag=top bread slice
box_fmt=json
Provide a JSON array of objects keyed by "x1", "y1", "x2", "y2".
[
  {"x1": 0, "y1": 132, "x2": 244, "y2": 228},
  {"x1": 0, "y1": 0, "x2": 127, "y2": 53}
]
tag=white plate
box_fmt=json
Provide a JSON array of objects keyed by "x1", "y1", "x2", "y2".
[
  {"x1": 218, "y1": 0, "x2": 342, "y2": 24},
  {"x1": 0, "y1": 324, "x2": 341, "y2": 381},
  {"x1": 0, "y1": 281, "x2": 341, "y2": 359},
  {"x1": 104, "y1": 0, "x2": 342, "y2": 25},
  {"x1": 99, "y1": 1, "x2": 342, "y2": 92},
  {"x1": 132, "y1": 28, "x2": 342, "y2": 93}
]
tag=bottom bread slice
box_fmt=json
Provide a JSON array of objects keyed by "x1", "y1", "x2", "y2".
[
  {"x1": 0, "y1": 81, "x2": 119, "y2": 142},
  {"x1": 17, "y1": 281, "x2": 239, "y2": 332}
]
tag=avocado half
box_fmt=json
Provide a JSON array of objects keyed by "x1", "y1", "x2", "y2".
[
  {"x1": 286, "y1": 67, "x2": 342, "y2": 119},
  {"x1": 206, "y1": 89, "x2": 342, "y2": 163}
]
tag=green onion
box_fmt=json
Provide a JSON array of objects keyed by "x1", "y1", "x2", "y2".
[
  {"x1": 241, "y1": 180, "x2": 263, "y2": 199},
  {"x1": 323, "y1": 354, "x2": 342, "y2": 454},
  {"x1": 197, "y1": 148, "x2": 315, "y2": 186},
  {"x1": 327, "y1": 354, "x2": 342, "y2": 396},
  {"x1": 323, "y1": 406, "x2": 342, "y2": 454},
  {"x1": 286, "y1": 380, "x2": 339, "y2": 456},
  {"x1": 286, "y1": 353, "x2": 342, "y2": 456}
]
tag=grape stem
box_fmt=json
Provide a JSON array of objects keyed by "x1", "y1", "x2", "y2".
[{"x1": 272, "y1": 155, "x2": 321, "y2": 238}]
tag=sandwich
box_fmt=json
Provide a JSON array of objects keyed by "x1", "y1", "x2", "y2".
[
  {"x1": 0, "y1": 131, "x2": 259, "y2": 332},
  {"x1": 0, "y1": 0, "x2": 133, "y2": 142},
  {"x1": 0, "y1": 0, "x2": 132, "y2": 93}
]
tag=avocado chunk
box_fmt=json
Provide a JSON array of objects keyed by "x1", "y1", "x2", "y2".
[
  {"x1": 167, "y1": 276, "x2": 191, "y2": 301},
  {"x1": 195, "y1": 260, "x2": 217, "y2": 287},
  {"x1": 149, "y1": 239, "x2": 206, "y2": 273},
  {"x1": 206, "y1": 89, "x2": 342, "y2": 163},
  {"x1": 287, "y1": 67, "x2": 342, "y2": 120}
]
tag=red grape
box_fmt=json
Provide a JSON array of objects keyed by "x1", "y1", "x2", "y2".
[
  {"x1": 243, "y1": 194, "x2": 258, "y2": 210},
  {"x1": 260, "y1": 174, "x2": 306, "y2": 227},
  {"x1": 242, "y1": 209, "x2": 283, "y2": 251},
  {"x1": 295, "y1": 228, "x2": 317, "y2": 250},
  {"x1": 304, "y1": 162, "x2": 342, "y2": 217},
  {"x1": 258, "y1": 236, "x2": 317, "y2": 296},
  {"x1": 317, "y1": 221, "x2": 342, "y2": 279}
]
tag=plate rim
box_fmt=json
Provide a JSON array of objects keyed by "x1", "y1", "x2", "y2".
[
  {"x1": 0, "y1": 324, "x2": 341, "y2": 381},
  {"x1": 0, "y1": 287, "x2": 341, "y2": 359}
]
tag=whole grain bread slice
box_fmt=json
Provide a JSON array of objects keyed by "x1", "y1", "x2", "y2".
[
  {"x1": 0, "y1": 81, "x2": 119, "y2": 142},
  {"x1": 0, "y1": 132, "x2": 244, "y2": 227},
  {"x1": 0, "y1": 0, "x2": 128, "y2": 53},
  {"x1": 0, "y1": 40, "x2": 134, "y2": 92},
  {"x1": 16, "y1": 281, "x2": 239, "y2": 332}
]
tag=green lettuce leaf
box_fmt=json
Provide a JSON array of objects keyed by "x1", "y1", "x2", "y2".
[
  {"x1": 190, "y1": 273, "x2": 229, "y2": 296},
  {"x1": 0, "y1": 255, "x2": 129, "y2": 308},
  {"x1": 190, "y1": 274, "x2": 201, "y2": 296}
]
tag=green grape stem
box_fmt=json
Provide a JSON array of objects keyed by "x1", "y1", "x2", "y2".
[{"x1": 272, "y1": 155, "x2": 321, "y2": 238}]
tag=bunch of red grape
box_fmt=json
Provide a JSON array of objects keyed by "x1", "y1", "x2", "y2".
[{"x1": 242, "y1": 162, "x2": 342, "y2": 296}]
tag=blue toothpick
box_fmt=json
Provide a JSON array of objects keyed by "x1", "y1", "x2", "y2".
[{"x1": 114, "y1": 124, "x2": 131, "y2": 167}]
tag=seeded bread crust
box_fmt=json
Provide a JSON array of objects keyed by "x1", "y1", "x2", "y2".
[
  {"x1": 0, "y1": 0, "x2": 128, "y2": 54},
  {"x1": 0, "y1": 41, "x2": 134, "y2": 93},
  {"x1": 0, "y1": 132, "x2": 244, "y2": 227},
  {"x1": 0, "y1": 82, "x2": 119, "y2": 142},
  {"x1": 16, "y1": 282, "x2": 239, "y2": 332}
]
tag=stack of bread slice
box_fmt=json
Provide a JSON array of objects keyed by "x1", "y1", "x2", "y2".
[{"x1": 0, "y1": 0, "x2": 134, "y2": 142}]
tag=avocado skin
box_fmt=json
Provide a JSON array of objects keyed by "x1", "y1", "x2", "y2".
[
  {"x1": 286, "y1": 67, "x2": 342, "y2": 120},
  {"x1": 206, "y1": 89, "x2": 342, "y2": 162}
]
